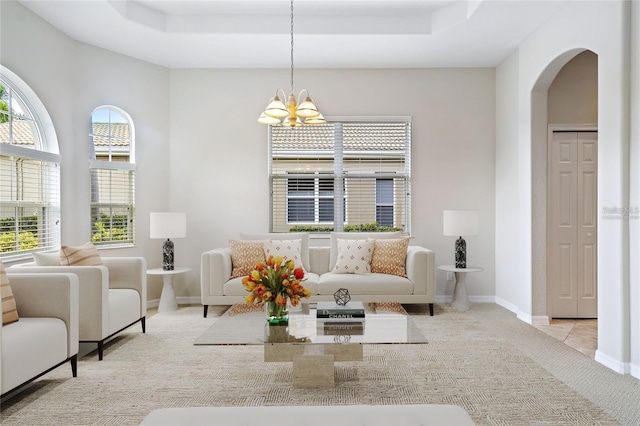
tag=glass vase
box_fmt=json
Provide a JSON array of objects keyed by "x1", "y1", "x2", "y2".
[{"x1": 266, "y1": 300, "x2": 289, "y2": 324}]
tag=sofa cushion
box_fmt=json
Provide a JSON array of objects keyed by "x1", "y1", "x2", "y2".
[
  {"x1": 370, "y1": 238, "x2": 410, "y2": 277},
  {"x1": 240, "y1": 232, "x2": 310, "y2": 271},
  {"x1": 319, "y1": 273, "x2": 413, "y2": 295},
  {"x1": 329, "y1": 232, "x2": 401, "y2": 270},
  {"x1": 33, "y1": 251, "x2": 62, "y2": 266},
  {"x1": 262, "y1": 239, "x2": 305, "y2": 272},
  {"x1": 229, "y1": 240, "x2": 265, "y2": 279},
  {"x1": 332, "y1": 239, "x2": 374, "y2": 275},
  {"x1": 60, "y1": 242, "x2": 102, "y2": 266},
  {"x1": 1, "y1": 261, "x2": 19, "y2": 325}
]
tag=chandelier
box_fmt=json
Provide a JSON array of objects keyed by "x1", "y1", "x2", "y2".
[{"x1": 257, "y1": 0, "x2": 325, "y2": 127}]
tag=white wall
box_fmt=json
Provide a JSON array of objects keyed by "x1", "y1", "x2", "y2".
[
  {"x1": 169, "y1": 68, "x2": 497, "y2": 301},
  {"x1": 495, "y1": 51, "x2": 522, "y2": 313},
  {"x1": 0, "y1": 0, "x2": 171, "y2": 301},
  {"x1": 495, "y1": 0, "x2": 637, "y2": 374}
]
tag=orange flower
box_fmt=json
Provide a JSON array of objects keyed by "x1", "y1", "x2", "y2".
[
  {"x1": 267, "y1": 255, "x2": 275, "y2": 267},
  {"x1": 294, "y1": 267, "x2": 305, "y2": 280},
  {"x1": 275, "y1": 294, "x2": 287, "y2": 306}
]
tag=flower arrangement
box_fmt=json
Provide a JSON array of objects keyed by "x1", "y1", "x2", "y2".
[{"x1": 242, "y1": 255, "x2": 311, "y2": 323}]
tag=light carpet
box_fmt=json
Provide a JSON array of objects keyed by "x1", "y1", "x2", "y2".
[{"x1": 1, "y1": 304, "x2": 639, "y2": 425}]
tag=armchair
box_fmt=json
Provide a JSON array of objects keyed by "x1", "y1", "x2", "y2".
[
  {"x1": 10, "y1": 256, "x2": 147, "y2": 360},
  {"x1": 1, "y1": 272, "x2": 79, "y2": 399}
]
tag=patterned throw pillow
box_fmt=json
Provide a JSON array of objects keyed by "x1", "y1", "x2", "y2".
[
  {"x1": 60, "y1": 242, "x2": 103, "y2": 266},
  {"x1": 1, "y1": 261, "x2": 19, "y2": 325},
  {"x1": 262, "y1": 239, "x2": 305, "y2": 272},
  {"x1": 332, "y1": 239, "x2": 375, "y2": 275},
  {"x1": 370, "y1": 238, "x2": 410, "y2": 277},
  {"x1": 229, "y1": 240, "x2": 265, "y2": 279}
]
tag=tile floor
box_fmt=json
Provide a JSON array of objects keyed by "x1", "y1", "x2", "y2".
[{"x1": 533, "y1": 319, "x2": 598, "y2": 358}]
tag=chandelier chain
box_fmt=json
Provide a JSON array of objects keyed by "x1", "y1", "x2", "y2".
[{"x1": 290, "y1": 0, "x2": 294, "y2": 95}]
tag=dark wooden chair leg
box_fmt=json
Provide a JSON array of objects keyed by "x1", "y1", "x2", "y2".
[
  {"x1": 70, "y1": 354, "x2": 78, "y2": 377},
  {"x1": 203, "y1": 305, "x2": 209, "y2": 318},
  {"x1": 98, "y1": 341, "x2": 104, "y2": 361},
  {"x1": 141, "y1": 316, "x2": 146, "y2": 333},
  {"x1": 429, "y1": 303, "x2": 434, "y2": 316}
]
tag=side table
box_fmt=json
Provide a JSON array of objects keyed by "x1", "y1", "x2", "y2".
[
  {"x1": 438, "y1": 265, "x2": 483, "y2": 311},
  {"x1": 147, "y1": 267, "x2": 191, "y2": 312}
]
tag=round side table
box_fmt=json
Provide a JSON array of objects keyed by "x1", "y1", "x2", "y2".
[
  {"x1": 147, "y1": 267, "x2": 191, "y2": 312},
  {"x1": 438, "y1": 265, "x2": 483, "y2": 311}
]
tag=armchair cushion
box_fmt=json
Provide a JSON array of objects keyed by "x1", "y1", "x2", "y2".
[
  {"x1": 33, "y1": 251, "x2": 62, "y2": 266},
  {"x1": 60, "y1": 242, "x2": 102, "y2": 266}
]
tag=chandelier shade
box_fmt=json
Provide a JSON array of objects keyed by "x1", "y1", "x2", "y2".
[{"x1": 257, "y1": 0, "x2": 325, "y2": 127}]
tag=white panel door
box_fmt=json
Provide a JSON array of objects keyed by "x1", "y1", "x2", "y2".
[{"x1": 548, "y1": 131, "x2": 597, "y2": 318}]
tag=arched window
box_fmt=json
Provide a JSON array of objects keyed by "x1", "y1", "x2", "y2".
[
  {"x1": 89, "y1": 106, "x2": 135, "y2": 246},
  {"x1": 0, "y1": 68, "x2": 60, "y2": 259}
]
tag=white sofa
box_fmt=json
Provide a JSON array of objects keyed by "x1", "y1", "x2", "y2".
[
  {"x1": 201, "y1": 233, "x2": 435, "y2": 317},
  {"x1": 1, "y1": 272, "x2": 79, "y2": 399},
  {"x1": 10, "y1": 257, "x2": 147, "y2": 360}
]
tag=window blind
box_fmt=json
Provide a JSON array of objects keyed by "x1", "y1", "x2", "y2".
[
  {"x1": 89, "y1": 160, "x2": 135, "y2": 246},
  {"x1": 0, "y1": 147, "x2": 61, "y2": 258},
  {"x1": 269, "y1": 120, "x2": 411, "y2": 234}
]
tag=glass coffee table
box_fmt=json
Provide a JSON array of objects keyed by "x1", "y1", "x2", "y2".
[
  {"x1": 263, "y1": 304, "x2": 428, "y2": 388},
  {"x1": 195, "y1": 303, "x2": 428, "y2": 388}
]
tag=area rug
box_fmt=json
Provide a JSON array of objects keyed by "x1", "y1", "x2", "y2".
[
  {"x1": 1, "y1": 304, "x2": 638, "y2": 425},
  {"x1": 194, "y1": 302, "x2": 409, "y2": 345}
]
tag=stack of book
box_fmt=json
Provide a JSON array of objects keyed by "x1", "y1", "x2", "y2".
[{"x1": 316, "y1": 301, "x2": 365, "y2": 335}]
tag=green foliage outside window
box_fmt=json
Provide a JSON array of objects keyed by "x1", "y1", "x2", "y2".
[
  {"x1": 0, "y1": 215, "x2": 39, "y2": 253},
  {"x1": 91, "y1": 215, "x2": 130, "y2": 243},
  {"x1": 289, "y1": 222, "x2": 404, "y2": 233}
]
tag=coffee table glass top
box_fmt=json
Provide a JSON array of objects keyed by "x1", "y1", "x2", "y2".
[
  {"x1": 194, "y1": 303, "x2": 427, "y2": 346},
  {"x1": 265, "y1": 307, "x2": 428, "y2": 345}
]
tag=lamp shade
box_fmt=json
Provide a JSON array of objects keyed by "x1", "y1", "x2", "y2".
[
  {"x1": 443, "y1": 210, "x2": 479, "y2": 237},
  {"x1": 150, "y1": 212, "x2": 186, "y2": 239}
]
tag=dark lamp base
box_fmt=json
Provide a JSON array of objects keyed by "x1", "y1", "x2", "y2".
[
  {"x1": 163, "y1": 238, "x2": 174, "y2": 271},
  {"x1": 455, "y1": 236, "x2": 466, "y2": 269}
]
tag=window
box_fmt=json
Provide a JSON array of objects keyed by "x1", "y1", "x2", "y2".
[
  {"x1": 0, "y1": 71, "x2": 60, "y2": 259},
  {"x1": 286, "y1": 175, "x2": 337, "y2": 223},
  {"x1": 270, "y1": 119, "x2": 411, "y2": 233},
  {"x1": 89, "y1": 106, "x2": 135, "y2": 246},
  {"x1": 376, "y1": 178, "x2": 394, "y2": 227}
]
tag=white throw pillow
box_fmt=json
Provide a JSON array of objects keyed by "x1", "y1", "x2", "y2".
[
  {"x1": 33, "y1": 251, "x2": 62, "y2": 266},
  {"x1": 262, "y1": 239, "x2": 306, "y2": 272},
  {"x1": 332, "y1": 238, "x2": 375, "y2": 275},
  {"x1": 329, "y1": 231, "x2": 401, "y2": 270},
  {"x1": 240, "y1": 232, "x2": 310, "y2": 271}
]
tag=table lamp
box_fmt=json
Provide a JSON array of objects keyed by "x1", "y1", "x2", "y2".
[
  {"x1": 150, "y1": 212, "x2": 186, "y2": 270},
  {"x1": 443, "y1": 210, "x2": 479, "y2": 268}
]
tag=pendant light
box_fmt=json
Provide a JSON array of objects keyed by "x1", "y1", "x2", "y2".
[{"x1": 257, "y1": 0, "x2": 325, "y2": 127}]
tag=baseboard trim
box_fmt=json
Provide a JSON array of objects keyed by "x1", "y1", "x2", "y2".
[
  {"x1": 631, "y1": 363, "x2": 640, "y2": 379},
  {"x1": 595, "y1": 350, "x2": 629, "y2": 374},
  {"x1": 436, "y1": 295, "x2": 496, "y2": 304},
  {"x1": 147, "y1": 296, "x2": 202, "y2": 309}
]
